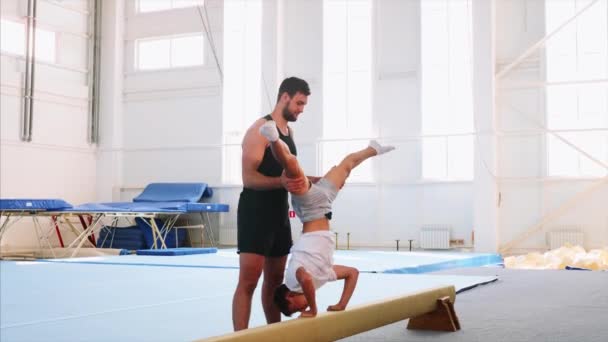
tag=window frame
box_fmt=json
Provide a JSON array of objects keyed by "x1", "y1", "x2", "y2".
[
  {"x1": 134, "y1": 33, "x2": 206, "y2": 71},
  {"x1": 420, "y1": 0, "x2": 475, "y2": 181}
]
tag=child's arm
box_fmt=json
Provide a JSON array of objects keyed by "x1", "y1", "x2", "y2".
[
  {"x1": 327, "y1": 265, "x2": 359, "y2": 311},
  {"x1": 296, "y1": 267, "x2": 317, "y2": 317}
]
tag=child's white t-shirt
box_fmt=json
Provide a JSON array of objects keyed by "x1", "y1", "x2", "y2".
[{"x1": 285, "y1": 230, "x2": 337, "y2": 292}]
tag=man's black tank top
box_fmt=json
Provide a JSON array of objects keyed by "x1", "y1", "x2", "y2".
[{"x1": 242, "y1": 114, "x2": 297, "y2": 198}]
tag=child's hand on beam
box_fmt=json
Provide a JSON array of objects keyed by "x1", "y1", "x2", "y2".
[
  {"x1": 327, "y1": 304, "x2": 346, "y2": 312},
  {"x1": 299, "y1": 308, "x2": 317, "y2": 318}
]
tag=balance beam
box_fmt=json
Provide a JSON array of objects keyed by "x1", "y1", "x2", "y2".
[{"x1": 198, "y1": 285, "x2": 459, "y2": 342}]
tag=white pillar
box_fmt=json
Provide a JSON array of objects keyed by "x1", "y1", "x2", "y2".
[
  {"x1": 281, "y1": 0, "x2": 323, "y2": 140},
  {"x1": 262, "y1": 0, "x2": 280, "y2": 114},
  {"x1": 96, "y1": 0, "x2": 124, "y2": 201},
  {"x1": 472, "y1": 0, "x2": 499, "y2": 253}
]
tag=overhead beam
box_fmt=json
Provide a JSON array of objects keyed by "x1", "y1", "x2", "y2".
[{"x1": 198, "y1": 285, "x2": 457, "y2": 342}]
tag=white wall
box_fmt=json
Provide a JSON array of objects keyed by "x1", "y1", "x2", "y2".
[
  {"x1": 120, "y1": 0, "x2": 223, "y2": 189},
  {"x1": 3, "y1": 0, "x2": 605, "y2": 252},
  {"x1": 1, "y1": 0, "x2": 96, "y2": 248},
  {"x1": 116, "y1": 0, "x2": 607, "y2": 251},
  {"x1": 494, "y1": 0, "x2": 608, "y2": 253}
]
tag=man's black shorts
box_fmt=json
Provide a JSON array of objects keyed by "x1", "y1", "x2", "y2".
[{"x1": 237, "y1": 188, "x2": 293, "y2": 257}]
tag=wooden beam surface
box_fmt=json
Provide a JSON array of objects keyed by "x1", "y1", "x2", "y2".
[{"x1": 197, "y1": 285, "x2": 457, "y2": 342}]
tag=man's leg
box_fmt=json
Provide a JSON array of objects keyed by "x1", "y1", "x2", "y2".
[
  {"x1": 261, "y1": 255, "x2": 288, "y2": 324},
  {"x1": 324, "y1": 140, "x2": 395, "y2": 188},
  {"x1": 232, "y1": 253, "x2": 265, "y2": 331}
]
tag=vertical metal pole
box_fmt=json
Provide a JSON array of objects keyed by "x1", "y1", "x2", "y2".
[
  {"x1": 88, "y1": 0, "x2": 102, "y2": 144},
  {"x1": 395, "y1": 239, "x2": 400, "y2": 251},
  {"x1": 346, "y1": 232, "x2": 350, "y2": 250},
  {"x1": 334, "y1": 232, "x2": 338, "y2": 250},
  {"x1": 21, "y1": 0, "x2": 37, "y2": 142}
]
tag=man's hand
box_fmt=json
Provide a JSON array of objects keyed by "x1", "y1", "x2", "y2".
[
  {"x1": 327, "y1": 304, "x2": 346, "y2": 312},
  {"x1": 280, "y1": 172, "x2": 308, "y2": 193}
]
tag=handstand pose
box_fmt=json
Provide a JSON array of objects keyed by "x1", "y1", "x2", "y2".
[{"x1": 258, "y1": 120, "x2": 395, "y2": 318}]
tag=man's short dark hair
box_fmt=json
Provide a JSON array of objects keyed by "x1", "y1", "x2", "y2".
[
  {"x1": 277, "y1": 77, "x2": 311, "y2": 103},
  {"x1": 274, "y1": 284, "x2": 294, "y2": 317}
]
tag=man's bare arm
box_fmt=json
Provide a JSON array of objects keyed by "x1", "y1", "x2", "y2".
[
  {"x1": 241, "y1": 120, "x2": 284, "y2": 190},
  {"x1": 327, "y1": 265, "x2": 359, "y2": 311}
]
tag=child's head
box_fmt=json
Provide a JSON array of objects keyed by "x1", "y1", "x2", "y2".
[{"x1": 274, "y1": 284, "x2": 308, "y2": 316}]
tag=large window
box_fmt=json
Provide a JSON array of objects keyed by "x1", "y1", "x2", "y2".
[
  {"x1": 322, "y1": 0, "x2": 373, "y2": 182},
  {"x1": 0, "y1": 19, "x2": 56, "y2": 63},
  {"x1": 222, "y1": 0, "x2": 262, "y2": 184},
  {"x1": 545, "y1": 0, "x2": 608, "y2": 177},
  {"x1": 0, "y1": 20, "x2": 25, "y2": 55},
  {"x1": 420, "y1": 0, "x2": 474, "y2": 180},
  {"x1": 137, "y1": 0, "x2": 204, "y2": 13},
  {"x1": 135, "y1": 33, "x2": 205, "y2": 70}
]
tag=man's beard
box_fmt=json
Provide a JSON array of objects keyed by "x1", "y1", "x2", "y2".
[{"x1": 282, "y1": 105, "x2": 298, "y2": 122}]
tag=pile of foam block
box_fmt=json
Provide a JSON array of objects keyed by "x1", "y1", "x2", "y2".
[{"x1": 504, "y1": 243, "x2": 608, "y2": 271}]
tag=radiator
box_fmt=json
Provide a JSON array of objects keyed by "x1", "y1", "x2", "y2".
[
  {"x1": 420, "y1": 225, "x2": 451, "y2": 249},
  {"x1": 219, "y1": 228, "x2": 238, "y2": 246},
  {"x1": 547, "y1": 230, "x2": 584, "y2": 250}
]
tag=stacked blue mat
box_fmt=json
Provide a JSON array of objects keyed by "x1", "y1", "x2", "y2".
[
  {"x1": 97, "y1": 226, "x2": 147, "y2": 250},
  {"x1": 97, "y1": 222, "x2": 187, "y2": 250}
]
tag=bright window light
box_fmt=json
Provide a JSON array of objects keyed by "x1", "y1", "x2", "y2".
[
  {"x1": 576, "y1": 132, "x2": 607, "y2": 176},
  {"x1": 172, "y1": 0, "x2": 202, "y2": 9},
  {"x1": 1, "y1": 20, "x2": 25, "y2": 55},
  {"x1": 421, "y1": 0, "x2": 474, "y2": 180},
  {"x1": 35, "y1": 28, "x2": 56, "y2": 63},
  {"x1": 422, "y1": 137, "x2": 447, "y2": 179},
  {"x1": 323, "y1": 0, "x2": 373, "y2": 182},
  {"x1": 422, "y1": 136, "x2": 473, "y2": 181},
  {"x1": 1, "y1": 20, "x2": 56, "y2": 63},
  {"x1": 171, "y1": 35, "x2": 204, "y2": 67},
  {"x1": 547, "y1": 135, "x2": 580, "y2": 176},
  {"x1": 139, "y1": 0, "x2": 171, "y2": 12},
  {"x1": 222, "y1": 0, "x2": 262, "y2": 184},
  {"x1": 135, "y1": 33, "x2": 204, "y2": 70},
  {"x1": 447, "y1": 135, "x2": 474, "y2": 179},
  {"x1": 137, "y1": 38, "x2": 171, "y2": 70},
  {"x1": 545, "y1": 0, "x2": 608, "y2": 177},
  {"x1": 137, "y1": 0, "x2": 203, "y2": 13}
]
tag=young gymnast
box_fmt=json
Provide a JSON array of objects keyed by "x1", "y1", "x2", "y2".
[{"x1": 258, "y1": 120, "x2": 395, "y2": 318}]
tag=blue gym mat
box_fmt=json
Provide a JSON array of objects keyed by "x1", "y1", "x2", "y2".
[
  {"x1": 0, "y1": 259, "x2": 497, "y2": 342},
  {"x1": 40, "y1": 248, "x2": 502, "y2": 274},
  {"x1": 135, "y1": 247, "x2": 218, "y2": 256}
]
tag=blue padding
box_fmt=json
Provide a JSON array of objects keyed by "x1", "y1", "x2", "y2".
[
  {"x1": 565, "y1": 265, "x2": 592, "y2": 271},
  {"x1": 97, "y1": 226, "x2": 147, "y2": 250},
  {"x1": 0, "y1": 199, "x2": 72, "y2": 211},
  {"x1": 382, "y1": 253, "x2": 503, "y2": 274},
  {"x1": 132, "y1": 183, "x2": 213, "y2": 203},
  {"x1": 136, "y1": 247, "x2": 218, "y2": 256},
  {"x1": 185, "y1": 203, "x2": 229, "y2": 212},
  {"x1": 67, "y1": 202, "x2": 186, "y2": 213}
]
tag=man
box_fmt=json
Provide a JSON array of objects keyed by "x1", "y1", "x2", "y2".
[{"x1": 232, "y1": 77, "x2": 316, "y2": 331}]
